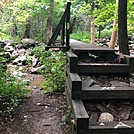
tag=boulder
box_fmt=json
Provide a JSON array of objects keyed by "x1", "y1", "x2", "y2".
[
  {"x1": 0, "y1": 39, "x2": 13, "y2": 46},
  {"x1": 99, "y1": 112, "x2": 114, "y2": 122},
  {"x1": 19, "y1": 38, "x2": 38, "y2": 49}
]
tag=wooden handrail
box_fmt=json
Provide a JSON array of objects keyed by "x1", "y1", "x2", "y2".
[{"x1": 46, "y1": 2, "x2": 71, "y2": 49}]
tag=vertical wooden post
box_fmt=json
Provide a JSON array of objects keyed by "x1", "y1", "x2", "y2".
[
  {"x1": 118, "y1": 0, "x2": 130, "y2": 55},
  {"x1": 66, "y1": 2, "x2": 71, "y2": 47},
  {"x1": 61, "y1": 22, "x2": 65, "y2": 46}
]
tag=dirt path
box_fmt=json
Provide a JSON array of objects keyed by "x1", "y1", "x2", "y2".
[{"x1": 0, "y1": 74, "x2": 69, "y2": 134}]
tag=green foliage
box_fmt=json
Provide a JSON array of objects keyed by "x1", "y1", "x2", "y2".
[
  {"x1": 0, "y1": 0, "x2": 134, "y2": 41},
  {"x1": 0, "y1": 32, "x2": 12, "y2": 40},
  {"x1": 100, "y1": 28, "x2": 111, "y2": 38},
  {"x1": 40, "y1": 50, "x2": 66, "y2": 93},
  {"x1": 93, "y1": 0, "x2": 115, "y2": 27},
  {"x1": 71, "y1": 31, "x2": 90, "y2": 43},
  {"x1": 30, "y1": 45, "x2": 45, "y2": 57},
  {"x1": 128, "y1": 0, "x2": 134, "y2": 33},
  {"x1": 65, "y1": 107, "x2": 72, "y2": 124},
  {"x1": 0, "y1": 54, "x2": 29, "y2": 115}
]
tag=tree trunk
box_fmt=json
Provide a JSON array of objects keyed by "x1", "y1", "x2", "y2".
[
  {"x1": 98, "y1": 25, "x2": 102, "y2": 39},
  {"x1": 109, "y1": 0, "x2": 118, "y2": 48},
  {"x1": 11, "y1": 23, "x2": 18, "y2": 37},
  {"x1": 23, "y1": 18, "x2": 30, "y2": 38},
  {"x1": 90, "y1": 1, "x2": 95, "y2": 44},
  {"x1": 45, "y1": 0, "x2": 54, "y2": 44},
  {"x1": 118, "y1": 0, "x2": 129, "y2": 55}
]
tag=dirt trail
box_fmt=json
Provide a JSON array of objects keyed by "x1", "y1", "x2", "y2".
[{"x1": 0, "y1": 74, "x2": 69, "y2": 134}]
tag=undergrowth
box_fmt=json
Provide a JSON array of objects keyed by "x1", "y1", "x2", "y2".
[
  {"x1": 40, "y1": 50, "x2": 66, "y2": 93},
  {"x1": 0, "y1": 51, "x2": 29, "y2": 117}
]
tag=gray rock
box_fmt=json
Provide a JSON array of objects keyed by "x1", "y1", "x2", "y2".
[
  {"x1": 4, "y1": 45, "x2": 14, "y2": 52},
  {"x1": 32, "y1": 56, "x2": 39, "y2": 67},
  {"x1": 96, "y1": 104, "x2": 107, "y2": 112},
  {"x1": 99, "y1": 112, "x2": 114, "y2": 122},
  {"x1": 13, "y1": 55, "x2": 26, "y2": 64},
  {"x1": 89, "y1": 112, "x2": 99, "y2": 124},
  {"x1": 118, "y1": 106, "x2": 131, "y2": 120},
  {"x1": 20, "y1": 38, "x2": 38, "y2": 49},
  {"x1": 110, "y1": 81, "x2": 129, "y2": 87},
  {"x1": 31, "y1": 65, "x2": 44, "y2": 73},
  {"x1": 61, "y1": 115, "x2": 66, "y2": 123},
  {"x1": 81, "y1": 76, "x2": 94, "y2": 87},
  {"x1": 1, "y1": 39, "x2": 13, "y2": 46}
]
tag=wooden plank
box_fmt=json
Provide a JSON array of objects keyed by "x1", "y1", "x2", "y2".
[
  {"x1": 77, "y1": 63, "x2": 131, "y2": 73},
  {"x1": 72, "y1": 47, "x2": 117, "y2": 52},
  {"x1": 72, "y1": 90, "x2": 134, "y2": 100},
  {"x1": 45, "y1": 46, "x2": 68, "y2": 51},
  {"x1": 72, "y1": 99, "x2": 89, "y2": 129},
  {"x1": 124, "y1": 55, "x2": 134, "y2": 72},
  {"x1": 77, "y1": 120, "x2": 134, "y2": 134},
  {"x1": 66, "y1": 2, "x2": 71, "y2": 46},
  {"x1": 65, "y1": 78, "x2": 89, "y2": 129},
  {"x1": 66, "y1": 64, "x2": 82, "y2": 91},
  {"x1": 66, "y1": 51, "x2": 78, "y2": 72},
  {"x1": 77, "y1": 128, "x2": 134, "y2": 134},
  {"x1": 82, "y1": 86, "x2": 134, "y2": 91},
  {"x1": 130, "y1": 73, "x2": 134, "y2": 79},
  {"x1": 70, "y1": 39, "x2": 117, "y2": 52},
  {"x1": 65, "y1": 76, "x2": 72, "y2": 100},
  {"x1": 89, "y1": 120, "x2": 134, "y2": 129},
  {"x1": 67, "y1": 72, "x2": 82, "y2": 91}
]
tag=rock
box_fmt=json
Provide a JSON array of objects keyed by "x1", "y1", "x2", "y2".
[
  {"x1": 4, "y1": 45, "x2": 14, "y2": 52},
  {"x1": 31, "y1": 65, "x2": 44, "y2": 73},
  {"x1": 0, "y1": 39, "x2": 13, "y2": 46},
  {"x1": 118, "y1": 106, "x2": 131, "y2": 120},
  {"x1": 99, "y1": 112, "x2": 114, "y2": 122},
  {"x1": 110, "y1": 81, "x2": 129, "y2": 87},
  {"x1": 13, "y1": 55, "x2": 26, "y2": 64},
  {"x1": 32, "y1": 56, "x2": 39, "y2": 67},
  {"x1": 32, "y1": 86, "x2": 37, "y2": 89},
  {"x1": 81, "y1": 76, "x2": 94, "y2": 87},
  {"x1": 12, "y1": 48, "x2": 26, "y2": 56},
  {"x1": 106, "y1": 103, "x2": 117, "y2": 116},
  {"x1": 89, "y1": 112, "x2": 99, "y2": 124},
  {"x1": 96, "y1": 104, "x2": 107, "y2": 112},
  {"x1": 20, "y1": 38, "x2": 38, "y2": 49},
  {"x1": 130, "y1": 82, "x2": 134, "y2": 87},
  {"x1": 12, "y1": 71, "x2": 26, "y2": 79},
  {"x1": 22, "y1": 80, "x2": 30, "y2": 85},
  {"x1": 61, "y1": 115, "x2": 66, "y2": 123}
]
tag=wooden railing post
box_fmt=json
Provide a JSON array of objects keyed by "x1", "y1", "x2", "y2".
[
  {"x1": 46, "y1": 2, "x2": 71, "y2": 50},
  {"x1": 66, "y1": 2, "x2": 71, "y2": 47},
  {"x1": 61, "y1": 22, "x2": 65, "y2": 46}
]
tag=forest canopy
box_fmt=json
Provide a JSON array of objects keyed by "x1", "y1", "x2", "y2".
[{"x1": 0, "y1": 0, "x2": 134, "y2": 42}]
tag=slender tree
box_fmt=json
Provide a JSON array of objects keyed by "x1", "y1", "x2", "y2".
[
  {"x1": 45, "y1": 0, "x2": 54, "y2": 44},
  {"x1": 23, "y1": 17, "x2": 31, "y2": 38},
  {"x1": 108, "y1": 0, "x2": 118, "y2": 48},
  {"x1": 90, "y1": 1, "x2": 95, "y2": 44}
]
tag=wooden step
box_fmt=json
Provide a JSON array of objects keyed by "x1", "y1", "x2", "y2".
[
  {"x1": 69, "y1": 98, "x2": 134, "y2": 134},
  {"x1": 66, "y1": 51, "x2": 134, "y2": 73},
  {"x1": 66, "y1": 71, "x2": 134, "y2": 100},
  {"x1": 77, "y1": 63, "x2": 131, "y2": 73},
  {"x1": 72, "y1": 87, "x2": 134, "y2": 100},
  {"x1": 45, "y1": 46, "x2": 69, "y2": 50}
]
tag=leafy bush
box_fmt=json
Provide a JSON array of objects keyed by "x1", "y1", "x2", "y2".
[
  {"x1": 30, "y1": 45, "x2": 45, "y2": 57},
  {"x1": 71, "y1": 31, "x2": 90, "y2": 43},
  {"x1": 100, "y1": 28, "x2": 111, "y2": 38},
  {"x1": 40, "y1": 50, "x2": 66, "y2": 93},
  {"x1": 0, "y1": 56, "x2": 29, "y2": 116}
]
